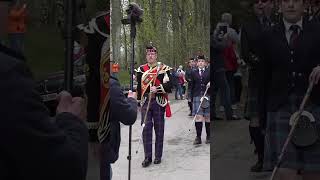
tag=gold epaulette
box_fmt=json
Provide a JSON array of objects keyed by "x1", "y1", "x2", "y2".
[
  {"x1": 135, "y1": 63, "x2": 172, "y2": 74},
  {"x1": 158, "y1": 63, "x2": 172, "y2": 74}
]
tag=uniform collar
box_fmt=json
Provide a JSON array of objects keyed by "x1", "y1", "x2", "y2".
[
  {"x1": 147, "y1": 63, "x2": 157, "y2": 68},
  {"x1": 283, "y1": 17, "x2": 303, "y2": 33}
]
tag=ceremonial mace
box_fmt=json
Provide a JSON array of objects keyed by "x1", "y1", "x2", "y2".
[
  {"x1": 121, "y1": 3, "x2": 143, "y2": 180},
  {"x1": 270, "y1": 80, "x2": 315, "y2": 180}
]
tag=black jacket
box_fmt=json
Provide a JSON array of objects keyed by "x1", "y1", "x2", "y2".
[
  {"x1": 241, "y1": 17, "x2": 265, "y2": 88},
  {"x1": 185, "y1": 67, "x2": 194, "y2": 82},
  {"x1": 105, "y1": 77, "x2": 137, "y2": 163},
  {"x1": 259, "y1": 21, "x2": 320, "y2": 113},
  {"x1": 210, "y1": 32, "x2": 227, "y2": 73},
  {"x1": 190, "y1": 68, "x2": 210, "y2": 97},
  {"x1": 0, "y1": 46, "x2": 88, "y2": 180}
]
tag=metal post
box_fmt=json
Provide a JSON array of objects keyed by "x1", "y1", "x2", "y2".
[{"x1": 64, "y1": 0, "x2": 76, "y2": 91}]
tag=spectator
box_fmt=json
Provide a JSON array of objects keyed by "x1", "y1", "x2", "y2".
[
  {"x1": 220, "y1": 12, "x2": 240, "y2": 109},
  {"x1": 7, "y1": 0, "x2": 27, "y2": 55},
  {"x1": 211, "y1": 23, "x2": 240, "y2": 121},
  {"x1": 177, "y1": 65, "x2": 186, "y2": 96}
]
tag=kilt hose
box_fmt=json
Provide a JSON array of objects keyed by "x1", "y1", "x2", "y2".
[{"x1": 141, "y1": 97, "x2": 166, "y2": 159}]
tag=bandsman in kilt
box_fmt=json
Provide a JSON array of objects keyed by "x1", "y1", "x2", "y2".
[
  {"x1": 185, "y1": 57, "x2": 197, "y2": 116},
  {"x1": 259, "y1": 0, "x2": 320, "y2": 179},
  {"x1": 190, "y1": 55, "x2": 211, "y2": 145},
  {"x1": 136, "y1": 44, "x2": 172, "y2": 167},
  {"x1": 240, "y1": 0, "x2": 275, "y2": 172}
]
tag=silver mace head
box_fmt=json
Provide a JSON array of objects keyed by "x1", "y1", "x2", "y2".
[{"x1": 156, "y1": 62, "x2": 162, "y2": 72}]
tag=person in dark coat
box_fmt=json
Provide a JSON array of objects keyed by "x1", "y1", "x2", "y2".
[
  {"x1": 100, "y1": 76, "x2": 137, "y2": 180},
  {"x1": 98, "y1": 39, "x2": 138, "y2": 180},
  {"x1": 174, "y1": 66, "x2": 184, "y2": 100},
  {"x1": 211, "y1": 25, "x2": 240, "y2": 121},
  {"x1": 0, "y1": 40, "x2": 88, "y2": 180},
  {"x1": 185, "y1": 58, "x2": 196, "y2": 116},
  {"x1": 259, "y1": 0, "x2": 320, "y2": 179},
  {"x1": 240, "y1": 0, "x2": 275, "y2": 172}
]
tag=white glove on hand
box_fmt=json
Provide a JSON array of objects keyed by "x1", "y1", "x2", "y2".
[
  {"x1": 163, "y1": 73, "x2": 169, "y2": 83},
  {"x1": 150, "y1": 86, "x2": 157, "y2": 93}
]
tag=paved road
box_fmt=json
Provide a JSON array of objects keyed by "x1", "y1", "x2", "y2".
[
  {"x1": 212, "y1": 119, "x2": 271, "y2": 180},
  {"x1": 111, "y1": 99, "x2": 210, "y2": 180},
  {"x1": 87, "y1": 97, "x2": 210, "y2": 180}
]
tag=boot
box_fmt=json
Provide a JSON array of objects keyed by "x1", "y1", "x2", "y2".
[
  {"x1": 205, "y1": 136, "x2": 210, "y2": 144},
  {"x1": 249, "y1": 126, "x2": 264, "y2": 172},
  {"x1": 250, "y1": 160, "x2": 263, "y2": 172},
  {"x1": 142, "y1": 158, "x2": 152, "y2": 168},
  {"x1": 193, "y1": 136, "x2": 201, "y2": 145},
  {"x1": 154, "y1": 158, "x2": 161, "y2": 164}
]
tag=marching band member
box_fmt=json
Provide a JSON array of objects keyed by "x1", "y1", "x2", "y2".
[
  {"x1": 136, "y1": 44, "x2": 172, "y2": 167},
  {"x1": 190, "y1": 55, "x2": 211, "y2": 145}
]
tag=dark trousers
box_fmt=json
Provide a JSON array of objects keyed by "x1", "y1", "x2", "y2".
[
  {"x1": 249, "y1": 126, "x2": 264, "y2": 163},
  {"x1": 226, "y1": 70, "x2": 236, "y2": 105},
  {"x1": 182, "y1": 85, "x2": 186, "y2": 94},
  {"x1": 8, "y1": 33, "x2": 24, "y2": 55},
  {"x1": 212, "y1": 69, "x2": 233, "y2": 119},
  {"x1": 188, "y1": 99, "x2": 193, "y2": 113},
  {"x1": 187, "y1": 82, "x2": 193, "y2": 113},
  {"x1": 234, "y1": 75, "x2": 242, "y2": 104},
  {"x1": 100, "y1": 147, "x2": 112, "y2": 180},
  {"x1": 175, "y1": 84, "x2": 183, "y2": 99},
  {"x1": 141, "y1": 98, "x2": 165, "y2": 159}
]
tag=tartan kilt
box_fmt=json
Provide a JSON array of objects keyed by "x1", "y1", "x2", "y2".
[
  {"x1": 244, "y1": 86, "x2": 259, "y2": 119},
  {"x1": 192, "y1": 96, "x2": 210, "y2": 117},
  {"x1": 263, "y1": 94, "x2": 320, "y2": 172}
]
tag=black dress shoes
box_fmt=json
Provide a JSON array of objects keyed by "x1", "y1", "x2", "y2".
[
  {"x1": 154, "y1": 158, "x2": 161, "y2": 164},
  {"x1": 142, "y1": 158, "x2": 152, "y2": 168}
]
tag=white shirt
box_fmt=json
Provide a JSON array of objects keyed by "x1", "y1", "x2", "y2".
[
  {"x1": 283, "y1": 18, "x2": 303, "y2": 44},
  {"x1": 199, "y1": 68, "x2": 205, "y2": 75}
]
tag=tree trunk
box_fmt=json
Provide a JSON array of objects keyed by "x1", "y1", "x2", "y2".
[
  {"x1": 121, "y1": 0, "x2": 129, "y2": 70},
  {"x1": 159, "y1": 0, "x2": 167, "y2": 62},
  {"x1": 111, "y1": 0, "x2": 122, "y2": 67}
]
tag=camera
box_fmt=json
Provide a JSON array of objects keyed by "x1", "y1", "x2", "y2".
[
  {"x1": 218, "y1": 25, "x2": 228, "y2": 35},
  {"x1": 121, "y1": 2, "x2": 143, "y2": 25}
]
